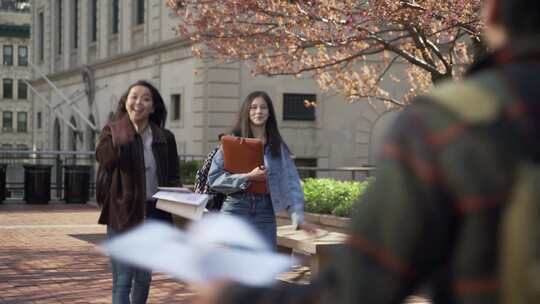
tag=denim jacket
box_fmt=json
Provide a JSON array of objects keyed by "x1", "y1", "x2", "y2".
[{"x1": 208, "y1": 143, "x2": 305, "y2": 227}]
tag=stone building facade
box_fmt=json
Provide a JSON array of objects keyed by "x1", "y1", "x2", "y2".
[
  {"x1": 0, "y1": 0, "x2": 31, "y2": 150},
  {"x1": 29, "y1": 0, "x2": 402, "y2": 175}
]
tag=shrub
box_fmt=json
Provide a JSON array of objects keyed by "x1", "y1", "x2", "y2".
[
  {"x1": 180, "y1": 159, "x2": 202, "y2": 185},
  {"x1": 302, "y1": 178, "x2": 373, "y2": 217}
]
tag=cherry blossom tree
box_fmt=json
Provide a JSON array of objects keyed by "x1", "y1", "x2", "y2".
[{"x1": 167, "y1": 0, "x2": 483, "y2": 107}]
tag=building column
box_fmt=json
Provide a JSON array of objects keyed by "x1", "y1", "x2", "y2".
[
  {"x1": 98, "y1": 0, "x2": 109, "y2": 59},
  {"x1": 120, "y1": 0, "x2": 133, "y2": 53},
  {"x1": 148, "y1": 0, "x2": 159, "y2": 45},
  {"x1": 79, "y1": 0, "x2": 89, "y2": 65},
  {"x1": 62, "y1": 0, "x2": 71, "y2": 70},
  {"x1": 192, "y1": 58, "x2": 241, "y2": 154},
  {"x1": 49, "y1": 1, "x2": 58, "y2": 73}
]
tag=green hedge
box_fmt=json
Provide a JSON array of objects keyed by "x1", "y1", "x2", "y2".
[
  {"x1": 180, "y1": 160, "x2": 202, "y2": 185},
  {"x1": 302, "y1": 178, "x2": 373, "y2": 217},
  {"x1": 179, "y1": 161, "x2": 372, "y2": 216}
]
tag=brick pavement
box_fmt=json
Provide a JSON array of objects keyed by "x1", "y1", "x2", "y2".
[
  {"x1": 0, "y1": 203, "x2": 429, "y2": 304},
  {"x1": 0, "y1": 203, "x2": 194, "y2": 304}
]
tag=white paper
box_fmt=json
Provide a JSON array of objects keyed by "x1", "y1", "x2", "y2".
[
  {"x1": 153, "y1": 191, "x2": 208, "y2": 206},
  {"x1": 157, "y1": 187, "x2": 192, "y2": 193},
  {"x1": 100, "y1": 214, "x2": 295, "y2": 286},
  {"x1": 156, "y1": 199, "x2": 206, "y2": 220}
]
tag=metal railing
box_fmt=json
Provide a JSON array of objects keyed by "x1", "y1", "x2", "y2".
[
  {"x1": 296, "y1": 166, "x2": 376, "y2": 181},
  {"x1": 0, "y1": 150, "x2": 95, "y2": 201},
  {"x1": 0, "y1": 149, "x2": 376, "y2": 202},
  {"x1": 0, "y1": 150, "x2": 209, "y2": 201}
]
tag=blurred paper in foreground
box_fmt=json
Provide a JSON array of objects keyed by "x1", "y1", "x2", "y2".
[{"x1": 100, "y1": 214, "x2": 295, "y2": 286}]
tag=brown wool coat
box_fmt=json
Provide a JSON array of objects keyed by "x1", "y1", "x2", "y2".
[{"x1": 95, "y1": 114, "x2": 181, "y2": 232}]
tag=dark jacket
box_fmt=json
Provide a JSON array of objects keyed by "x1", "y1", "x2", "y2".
[{"x1": 95, "y1": 113, "x2": 181, "y2": 232}]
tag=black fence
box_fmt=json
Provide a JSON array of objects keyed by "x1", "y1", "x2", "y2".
[
  {"x1": 0, "y1": 150, "x2": 95, "y2": 203},
  {"x1": 0, "y1": 149, "x2": 376, "y2": 204},
  {"x1": 0, "y1": 150, "x2": 209, "y2": 203}
]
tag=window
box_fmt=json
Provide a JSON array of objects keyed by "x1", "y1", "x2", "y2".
[
  {"x1": 294, "y1": 158, "x2": 318, "y2": 179},
  {"x1": 38, "y1": 12, "x2": 44, "y2": 61},
  {"x1": 37, "y1": 112, "x2": 42, "y2": 129},
  {"x1": 283, "y1": 93, "x2": 316, "y2": 121},
  {"x1": 17, "y1": 112, "x2": 27, "y2": 132},
  {"x1": 136, "y1": 0, "x2": 145, "y2": 25},
  {"x1": 2, "y1": 112, "x2": 12, "y2": 131},
  {"x1": 17, "y1": 80, "x2": 27, "y2": 99},
  {"x1": 17, "y1": 46, "x2": 27, "y2": 66},
  {"x1": 112, "y1": 0, "x2": 119, "y2": 34},
  {"x1": 91, "y1": 0, "x2": 98, "y2": 42},
  {"x1": 73, "y1": 0, "x2": 79, "y2": 49},
  {"x1": 171, "y1": 94, "x2": 181, "y2": 121},
  {"x1": 3, "y1": 79, "x2": 13, "y2": 99},
  {"x1": 57, "y1": 0, "x2": 62, "y2": 54},
  {"x1": 3, "y1": 45, "x2": 13, "y2": 65}
]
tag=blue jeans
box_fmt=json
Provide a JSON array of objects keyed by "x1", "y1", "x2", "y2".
[
  {"x1": 220, "y1": 193, "x2": 277, "y2": 249},
  {"x1": 107, "y1": 226, "x2": 152, "y2": 304}
]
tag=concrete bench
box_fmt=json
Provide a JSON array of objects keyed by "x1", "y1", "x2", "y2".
[{"x1": 276, "y1": 225, "x2": 348, "y2": 275}]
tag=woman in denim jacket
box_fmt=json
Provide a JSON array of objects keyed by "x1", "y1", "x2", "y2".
[{"x1": 207, "y1": 91, "x2": 313, "y2": 249}]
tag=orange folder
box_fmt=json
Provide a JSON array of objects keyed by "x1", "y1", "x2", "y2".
[{"x1": 220, "y1": 135, "x2": 267, "y2": 194}]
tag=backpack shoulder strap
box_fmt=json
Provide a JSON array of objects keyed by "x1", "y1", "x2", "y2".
[
  {"x1": 500, "y1": 163, "x2": 540, "y2": 303},
  {"x1": 427, "y1": 71, "x2": 509, "y2": 124}
]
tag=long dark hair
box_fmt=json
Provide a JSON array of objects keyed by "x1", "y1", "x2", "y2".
[
  {"x1": 115, "y1": 80, "x2": 167, "y2": 128},
  {"x1": 232, "y1": 91, "x2": 287, "y2": 157}
]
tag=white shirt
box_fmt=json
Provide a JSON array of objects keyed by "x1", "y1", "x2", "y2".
[{"x1": 141, "y1": 126, "x2": 158, "y2": 200}]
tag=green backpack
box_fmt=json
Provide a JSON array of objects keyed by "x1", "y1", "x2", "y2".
[{"x1": 430, "y1": 74, "x2": 540, "y2": 303}]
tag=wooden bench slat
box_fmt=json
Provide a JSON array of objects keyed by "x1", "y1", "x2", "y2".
[{"x1": 276, "y1": 225, "x2": 348, "y2": 274}]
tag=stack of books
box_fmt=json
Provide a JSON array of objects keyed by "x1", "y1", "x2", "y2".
[{"x1": 153, "y1": 187, "x2": 209, "y2": 220}]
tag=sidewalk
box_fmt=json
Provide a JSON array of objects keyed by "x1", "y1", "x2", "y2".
[
  {"x1": 0, "y1": 203, "x2": 194, "y2": 303},
  {"x1": 0, "y1": 202, "x2": 428, "y2": 304}
]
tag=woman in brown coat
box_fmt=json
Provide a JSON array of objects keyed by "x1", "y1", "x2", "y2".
[{"x1": 95, "y1": 80, "x2": 180, "y2": 304}]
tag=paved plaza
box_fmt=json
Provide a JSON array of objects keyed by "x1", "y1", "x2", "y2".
[
  {"x1": 0, "y1": 202, "x2": 429, "y2": 304},
  {"x1": 0, "y1": 203, "x2": 194, "y2": 303}
]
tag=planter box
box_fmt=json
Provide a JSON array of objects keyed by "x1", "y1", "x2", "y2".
[{"x1": 276, "y1": 211, "x2": 350, "y2": 234}]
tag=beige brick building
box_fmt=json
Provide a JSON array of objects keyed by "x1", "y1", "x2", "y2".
[
  {"x1": 0, "y1": 0, "x2": 31, "y2": 150},
  {"x1": 29, "y1": 0, "x2": 403, "y2": 175}
]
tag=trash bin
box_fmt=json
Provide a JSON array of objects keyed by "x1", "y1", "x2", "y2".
[
  {"x1": 63, "y1": 165, "x2": 91, "y2": 204},
  {"x1": 23, "y1": 164, "x2": 52, "y2": 204},
  {"x1": 0, "y1": 164, "x2": 6, "y2": 203}
]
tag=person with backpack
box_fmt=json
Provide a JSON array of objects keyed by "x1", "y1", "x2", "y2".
[
  {"x1": 206, "y1": 91, "x2": 315, "y2": 248},
  {"x1": 192, "y1": 0, "x2": 540, "y2": 303},
  {"x1": 95, "y1": 80, "x2": 181, "y2": 304}
]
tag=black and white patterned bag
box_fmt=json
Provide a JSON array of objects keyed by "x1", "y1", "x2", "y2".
[{"x1": 194, "y1": 147, "x2": 226, "y2": 211}]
